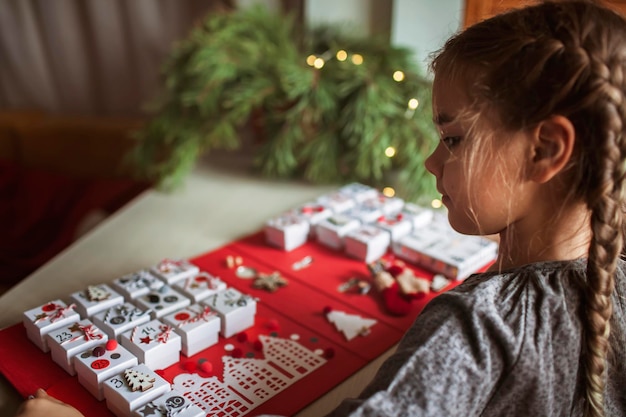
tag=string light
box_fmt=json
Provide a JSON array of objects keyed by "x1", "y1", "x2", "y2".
[
  {"x1": 382, "y1": 187, "x2": 396, "y2": 197},
  {"x1": 393, "y1": 71, "x2": 405, "y2": 82},
  {"x1": 384, "y1": 146, "x2": 396, "y2": 157},
  {"x1": 408, "y1": 98, "x2": 419, "y2": 109},
  {"x1": 431, "y1": 199, "x2": 442, "y2": 209},
  {"x1": 306, "y1": 55, "x2": 317, "y2": 66},
  {"x1": 336, "y1": 50, "x2": 348, "y2": 61},
  {"x1": 313, "y1": 58, "x2": 325, "y2": 69},
  {"x1": 351, "y1": 54, "x2": 364, "y2": 65}
]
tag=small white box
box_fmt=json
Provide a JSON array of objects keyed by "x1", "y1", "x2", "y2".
[
  {"x1": 202, "y1": 288, "x2": 256, "y2": 338},
  {"x1": 150, "y1": 259, "x2": 199, "y2": 285},
  {"x1": 173, "y1": 271, "x2": 227, "y2": 303},
  {"x1": 392, "y1": 220, "x2": 498, "y2": 280},
  {"x1": 74, "y1": 342, "x2": 138, "y2": 401},
  {"x1": 344, "y1": 225, "x2": 391, "y2": 263},
  {"x1": 69, "y1": 284, "x2": 124, "y2": 318},
  {"x1": 293, "y1": 202, "x2": 333, "y2": 236},
  {"x1": 316, "y1": 214, "x2": 361, "y2": 250},
  {"x1": 338, "y1": 182, "x2": 379, "y2": 204},
  {"x1": 363, "y1": 193, "x2": 405, "y2": 215},
  {"x1": 23, "y1": 300, "x2": 80, "y2": 352},
  {"x1": 92, "y1": 302, "x2": 152, "y2": 341},
  {"x1": 345, "y1": 204, "x2": 384, "y2": 224},
  {"x1": 265, "y1": 212, "x2": 310, "y2": 251},
  {"x1": 120, "y1": 319, "x2": 182, "y2": 370},
  {"x1": 162, "y1": 304, "x2": 221, "y2": 357},
  {"x1": 46, "y1": 319, "x2": 107, "y2": 375},
  {"x1": 103, "y1": 364, "x2": 171, "y2": 417},
  {"x1": 112, "y1": 269, "x2": 164, "y2": 299},
  {"x1": 132, "y1": 389, "x2": 205, "y2": 417},
  {"x1": 375, "y1": 213, "x2": 413, "y2": 241},
  {"x1": 400, "y1": 203, "x2": 435, "y2": 230},
  {"x1": 134, "y1": 285, "x2": 191, "y2": 319},
  {"x1": 316, "y1": 191, "x2": 356, "y2": 213}
]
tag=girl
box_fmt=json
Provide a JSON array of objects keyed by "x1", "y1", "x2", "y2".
[
  {"x1": 14, "y1": 1, "x2": 626, "y2": 416},
  {"x1": 328, "y1": 1, "x2": 626, "y2": 416}
]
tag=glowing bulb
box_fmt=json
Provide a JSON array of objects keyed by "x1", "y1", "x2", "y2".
[
  {"x1": 382, "y1": 187, "x2": 396, "y2": 197},
  {"x1": 384, "y1": 146, "x2": 396, "y2": 157},
  {"x1": 314, "y1": 58, "x2": 325, "y2": 69},
  {"x1": 408, "y1": 98, "x2": 419, "y2": 110},
  {"x1": 431, "y1": 199, "x2": 443, "y2": 209},
  {"x1": 351, "y1": 54, "x2": 364, "y2": 65},
  {"x1": 336, "y1": 50, "x2": 348, "y2": 61},
  {"x1": 393, "y1": 71, "x2": 405, "y2": 82},
  {"x1": 306, "y1": 55, "x2": 317, "y2": 66}
]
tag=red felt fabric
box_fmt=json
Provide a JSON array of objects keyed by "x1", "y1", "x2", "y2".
[{"x1": 0, "y1": 161, "x2": 148, "y2": 286}]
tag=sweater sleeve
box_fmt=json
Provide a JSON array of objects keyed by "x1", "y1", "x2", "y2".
[{"x1": 326, "y1": 285, "x2": 524, "y2": 417}]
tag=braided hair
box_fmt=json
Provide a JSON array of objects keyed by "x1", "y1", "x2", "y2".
[{"x1": 431, "y1": 2, "x2": 626, "y2": 415}]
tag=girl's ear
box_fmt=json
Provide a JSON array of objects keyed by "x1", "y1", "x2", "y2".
[{"x1": 528, "y1": 115, "x2": 576, "y2": 183}]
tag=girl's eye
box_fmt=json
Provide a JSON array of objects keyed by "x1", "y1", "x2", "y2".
[{"x1": 442, "y1": 136, "x2": 462, "y2": 149}]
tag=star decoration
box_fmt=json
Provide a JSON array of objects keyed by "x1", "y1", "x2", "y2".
[
  {"x1": 68, "y1": 323, "x2": 83, "y2": 332},
  {"x1": 140, "y1": 336, "x2": 152, "y2": 344},
  {"x1": 252, "y1": 272, "x2": 288, "y2": 292},
  {"x1": 140, "y1": 403, "x2": 158, "y2": 416}
]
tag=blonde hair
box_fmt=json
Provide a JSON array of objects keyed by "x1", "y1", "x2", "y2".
[{"x1": 431, "y1": 1, "x2": 626, "y2": 415}]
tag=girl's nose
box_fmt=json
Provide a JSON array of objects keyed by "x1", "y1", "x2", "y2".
[{"x1": 425, "y1": 143, "x2": 443, "y2": 178}]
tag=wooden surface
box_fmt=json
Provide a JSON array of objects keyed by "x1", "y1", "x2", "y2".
[
  {"x1": 463, "y1": 0, "x2": 626, "y2": 27},
  {"x1": 0, "y1": 151, "x2": 394, "y2": 417}
]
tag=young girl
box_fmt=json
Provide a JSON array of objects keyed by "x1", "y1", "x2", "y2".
[
  {"x1": 13, "y1": 1, "x2": 626, "y2": 417},
  {"x1": 327, "y1": 1, "x2": 626, "y2": 416}
]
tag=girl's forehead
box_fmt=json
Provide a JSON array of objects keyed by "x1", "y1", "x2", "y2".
[{"x1": 432, "y1": 75, "x2": 470, "y2": 125}]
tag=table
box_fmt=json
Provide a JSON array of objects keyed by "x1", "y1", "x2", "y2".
[{"x1": 0, "y1": 151, "x2": 395, "y2": 417}]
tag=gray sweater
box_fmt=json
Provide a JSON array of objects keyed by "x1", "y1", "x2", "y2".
[{"x1": 327, "y1": 259, "x2": 626, "y2": 416}]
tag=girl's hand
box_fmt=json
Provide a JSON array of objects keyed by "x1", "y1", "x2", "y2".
[{"x1": 14, "y1": 388, "x2": 85, "y2": 417}]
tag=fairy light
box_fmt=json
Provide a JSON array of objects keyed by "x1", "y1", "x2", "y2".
[
  {"x1": 408, "y1": 98, "x2": 419, "y2": 109},
  {"x1": 351, "y1": 54, "x2": 364, "y2": 65},
  {"x1": 384, "y1": 146, "x2": 396, "y2": 158},
  {"x1": 382, "y1": 187, "x2": 396, "y2": 197},
  {"x1": 306, "y1": 55, "x2": 317, "y2": 66},
  {"x1": 336, "y1": 50, "x2": 348, "y2": 61},
  {"x1": 393, "y1": 70, "x2": 405, "y2": 82},
  {"x1": 431, "y1": 199, "x2": 443, "y2": 209},
  {"x1": 313, "y1": 57, "x2": 325, "y2": 69}
]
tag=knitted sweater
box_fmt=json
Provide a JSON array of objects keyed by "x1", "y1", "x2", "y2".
[{"x1": 326, "y1": 259, "x2": 626, "y2": 416}]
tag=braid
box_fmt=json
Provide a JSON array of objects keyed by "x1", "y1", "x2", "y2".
[{"x1": 582, "y1": 48, "x2": 626, "y2": 416}]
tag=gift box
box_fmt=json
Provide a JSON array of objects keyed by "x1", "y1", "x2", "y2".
[
  {"x1": 173, "y1": 271, "x2": 227, "y2": 303},
  {"x1": 362, "y1": 193, "x2": 404, "y2": 216},
  {"x1": 337, "y1": 182, "x2": 379, "y2": 204},
  {"x1": 400, "y1": 203, "x2": 435, "y2": 230},
  {"x1": 265, "y1": 212, "x2": 310, "y2": 251},
  {"x1": 134, "y1": 285, "x2": 191, "y2": 319},
  {"x1": 103, "y1": 364, "x2": 171, "y2": 417},
  {"x1": 92, "y1": 302, "x2": 152, "y2": 340},
  {"x1": 22, "y1": 300, "x2": 80, "y2": 352},
  {"x1": 46, "y1": 319, "x2": 107, "y2": 375},
  {"x1": 162, "y1": 304, "x2": 221, "y2": 357},
  {"x1": 120, "y1": 319, "x2": 182, "y2": 371},
  {"x1": 316, "y1": 214, "x2": 361, "y2": 250},
  {"x1": 316, "y1": 191, "x2": 356, "y2": 213},
  {"x1": 344, "y1": 204, "x2": 384, "y2": 224},
  {"x1": 392, "y1": 220, "x2": 498, "y2": 280},
  {"x1": 150, "y1": 259, "x2": 199, "y2": 285},
  {"x1": 111, "y1": 269, "x2": 164, "y2": 299},
  {"x1": 293, "y1": 202, "x2": 333, "y2": 237},
  {"x1": 132, "y1": 389, "x2": 205, "y2": 417},
  {"x1": 374, "y1": 213, "x2": 413, "y2": 241},
  {"x1": 344, "y1": 225, "x2": 391, "y2": 263},
  {"x1": 69, "y1": 284, "x2": 125, "y2": 318},
  {"x1": 202, "y1": 288, "x2": 256, "y2": 338},
  {"x1": 74, "y1": 342, "x2": 138, "y2": 401}
]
